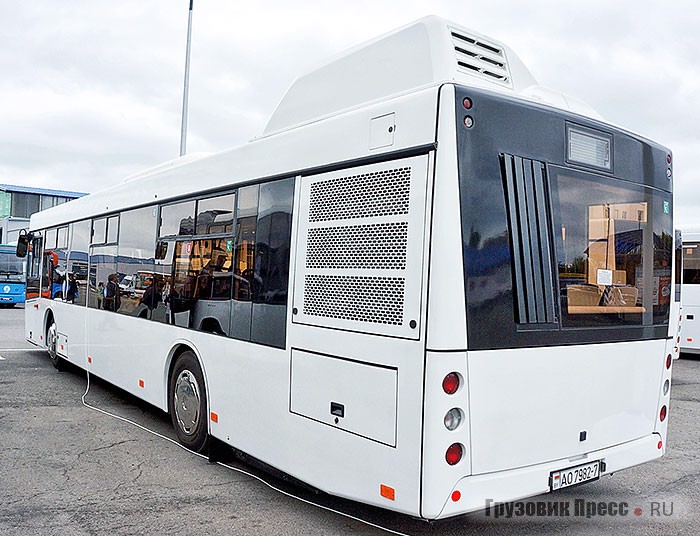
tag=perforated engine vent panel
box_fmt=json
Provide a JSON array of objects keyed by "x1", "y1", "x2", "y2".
[
  {"x1": 309, "y1": 167, "x2": 411, "y2": 222},
  {"x1": 304, "y1": 275, "x2": 405, "y2": 325},
  {"x1": 306, "y1": 222, "x2": 408, "y2": 270},
  {"x1": 293, "y1": 156, "x2": 429, "y2": 339}
]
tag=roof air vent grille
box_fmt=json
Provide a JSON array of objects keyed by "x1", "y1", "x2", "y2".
[{"x1": 451, "y1": 30, "x2": 511, "y2": 87}]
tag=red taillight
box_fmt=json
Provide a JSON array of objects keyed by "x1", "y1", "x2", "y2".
[
  {"x1": 667, "y1": 154, "x2": 672, "y2": 165},
  {"x1": 660, "y1": 405, "x2": 667, "y2": 422},
  {"x1": 451, "y1": 490, "x2": 461, "y2": 502},
  {"x1": 658, "y1": 440, "x2": 663, "y2": 450},
  {"x1": 442, "y1": 373, "x2": 460, "y2": 395},
  {"x1": 445, "y1": 443, "x2": 463, "y2": 465},
  {"x1": 462, "y1": 97, "x2": 473, "y2": 109},
  {"x1": 666, "y1": 354, "x2": 672, "y2": 369}
]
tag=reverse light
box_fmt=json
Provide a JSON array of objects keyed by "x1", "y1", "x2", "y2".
[
  {"x1": 442, "y1": 373, "x2": 460, "y2": 395},
  {"x1": 663, "y1": 380, "x2": 670, "y2": 396},
  {"x1": 445, "y1": 443, "x2": 464, "y2": 465},
  {"x1": 463, "y1": 116, "x2": 474, "y2": 128},
  {"x1": 659, "y1": 405, "x2": 667, "y2": 422},
  {"x1": 444, "y1": 408, "x2": 464, "y2": 431}
]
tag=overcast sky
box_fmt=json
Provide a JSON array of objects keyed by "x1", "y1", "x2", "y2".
[{"x1": 2, "y1": 1, "x2": 698, "y2": 223}]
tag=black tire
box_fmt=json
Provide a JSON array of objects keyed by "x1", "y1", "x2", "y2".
[
  {"x1": 46, "y1": 318, "x2": 64, "y2": 371},
  {"x1": 169, "y1": 350, "x2": 209, "y2": 452}
]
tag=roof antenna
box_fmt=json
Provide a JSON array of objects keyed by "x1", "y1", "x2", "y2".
[{"x1": 179, "y1": 0, "x2": 194, "y2": 156}]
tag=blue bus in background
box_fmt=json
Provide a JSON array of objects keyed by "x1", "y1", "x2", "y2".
[{"x1": 0, "y1": 244, "x2": 25, "y2": 306}]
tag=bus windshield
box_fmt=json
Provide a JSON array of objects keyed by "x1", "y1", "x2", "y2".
[{"x1": 0, "y1": 250, "x2": 24, "y2": 282}]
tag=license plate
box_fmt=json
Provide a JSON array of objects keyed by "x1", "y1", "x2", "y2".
[{"x1": 550, "y1": 460, "x2": 600, "y2": 491}]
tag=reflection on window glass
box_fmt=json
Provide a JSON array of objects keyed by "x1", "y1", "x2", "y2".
[
  {"x1": 45, "y1": 228, "x2": 57, "y2": 250},
  {"x1": 67, "y1": 220, "x2": 90, "y2": 306},
  {"x1": 230, "y1": 185, "x2": 258, "y2": 341},
  {"x1": 251, "y1": 178, "x2": 294, "y2": 347},
  {"x1": 116, "y1": 207, "x2": 157, "y2": 318},
  {"x1": 160, "y1": 201, "x2": 195, "y2": 237},
  {"x1": 26, "y1": 234, "x2": 43, "y2": 299},
  {"x1": 57, "y1": 226, "x2": 69, "y2": 249},
  {"x1": 107, "y1": 216, "x2": 119, "y2": 244},
  {"x1": 683, "y1": 242, "x2": 700, "y2": 285},
  {"x1": 170, "y1": 238, "x2": 234, "y2": 335},
  {"x1": 555, "y1": 170, "x2": 672, "y2": 327},
  {"x1": 196, "y1": 194, "x2": 235, "y2": 235},
  {"x1": 89, "y1": 246, "x2": 118, "y2": 311},
  {"x1": 92, "y1": 218, "x2": 106, "y2": 244}
]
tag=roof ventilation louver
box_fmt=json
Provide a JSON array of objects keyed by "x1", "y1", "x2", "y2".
[{"x1": 451, "y1": 30, "x2": 511, "y2": 87}]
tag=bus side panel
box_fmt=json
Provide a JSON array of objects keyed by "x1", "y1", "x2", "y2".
[
  {"x1": 86, "y1": 310, "x2": 171, "y2": 410},
  {"x1": 680, "y1": 284, "x2": 700, "y2": 353},
  {"x1": 48, "y1": 301, "x2": 87, "y2": 367}
]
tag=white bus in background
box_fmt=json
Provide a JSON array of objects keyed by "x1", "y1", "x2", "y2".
[
  {"x1": 680, "y1": 228, "x2": 700, "y2": 354},
  {"x1": 17, "y1": 17, "x2": 675, "y2": 519}
]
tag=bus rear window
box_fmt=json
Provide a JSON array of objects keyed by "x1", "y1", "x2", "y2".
[{"x1": 553, "y1": 168, "x2": 672, "y2": 328}]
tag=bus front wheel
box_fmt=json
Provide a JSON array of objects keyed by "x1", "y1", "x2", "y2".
[
  {"x1": 169, "y1": 351, "x2": 210, "y2": 453},
  {"x1": 46, "y1": 319, "x2": 64, "y2": 371}
]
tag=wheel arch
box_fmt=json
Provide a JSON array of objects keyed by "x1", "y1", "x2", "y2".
[
  {"x1": 43, "y1": 308, "x2": 55, "y2": 348},
  {"x1": 164, "y1": 341, "x2": 210, "y2": 423}
]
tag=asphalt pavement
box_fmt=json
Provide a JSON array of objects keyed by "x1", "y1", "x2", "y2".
[{"x1": 1, "y1": 305, "x2": 698, "y2": 536}]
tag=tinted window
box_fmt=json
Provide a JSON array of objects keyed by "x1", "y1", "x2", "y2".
[
  {"x1": 26, "y1": 234, "x2": 42, "y2": 299},
  {"x1": 153, "y1": 239, "x2": 175, "y2": 325},
  {"x1": 230, "y1": 185, "x2": 259, "y2": 341},
  {"x1": 67, "y1": 220, "x2": 90, "y2": 306},
  {"x1": 160, "y1": 201, "x2": 195, "y2": 237},
  {"x1": 116, "y1": 207, "x2": 157, "y2": 318},
  {"x1": 553, "y1": 168, "x2": 672, "y2": 328},
  {"x1": 171, "y1": 238, "x2": 233, "y2": 334},
  {"x1": 251, "y1": 178, "x2": 294, "y2": 348},
  {"x1": 683, "y1": 242, "x2": 700, "y2": 284},
  {"x1": 196, "y1": 194, "x2": 235, "y2": 235},
  {"x1": 89, "y1": 245, "x2": 118, "y2": 311}
]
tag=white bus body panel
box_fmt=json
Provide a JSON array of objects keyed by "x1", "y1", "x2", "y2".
[
  {"x1": 421, "y1": 341, "x2": 668, "y2": 518},
  {"x1": 425, "y1": 85, "x2": 468, "y2": 351},
  {"x1": 467, "y1": 340, "x2": 665, "y2": 474},
  {"x1": 680, "y1": 290, "x2": 700, "y2": 353}
]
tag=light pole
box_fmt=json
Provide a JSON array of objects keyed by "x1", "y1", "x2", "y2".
[{"x1": 179, "y1": 0, "x2": 194, "y2": 157}]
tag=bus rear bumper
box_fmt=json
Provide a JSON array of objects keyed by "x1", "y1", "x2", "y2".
[{"x1": 435, "y1": 433, "x2": 663, "y2": 519}]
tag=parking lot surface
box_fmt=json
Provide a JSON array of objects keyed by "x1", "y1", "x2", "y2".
[{"x1": 1, "y1": 305, "x2": 698, "y2": 535}]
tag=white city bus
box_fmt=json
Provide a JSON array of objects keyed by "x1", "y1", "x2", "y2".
[
  {"x1": 680, "y1": 228, "x2": 700, "y2": 354},
  {"x1": 18, "y1": 17, "x2": 675, "y2": 519}
]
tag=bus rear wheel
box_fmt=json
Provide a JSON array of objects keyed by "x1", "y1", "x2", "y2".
[{"x1": 169, "y1": 351, "x2": 209, "y2": 453}]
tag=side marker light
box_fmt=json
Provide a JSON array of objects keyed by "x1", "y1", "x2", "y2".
[{"x1": 380, "y1": 485, "x2": 395, "y2": 501}]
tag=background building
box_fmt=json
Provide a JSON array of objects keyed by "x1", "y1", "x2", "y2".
[{"x1": 0, "y1": 184, "x2": 87, "y2": 244}]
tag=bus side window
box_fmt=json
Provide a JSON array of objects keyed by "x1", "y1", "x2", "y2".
[
  {"x1": 67, "y1": 220, "x2": 90, "y2": 306},
  {"x1": 230, "y1": 185, "x2": 259, "y2": 341},
  {"x1": 26, "y1": 234, "x2": 43, "y2": 299},
  {"x1": 115, "y1": 207, "x2": 157, "y2": 318},
  {"x1": 250, "y1": 178, "x2": 294, "y2": 348}
]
